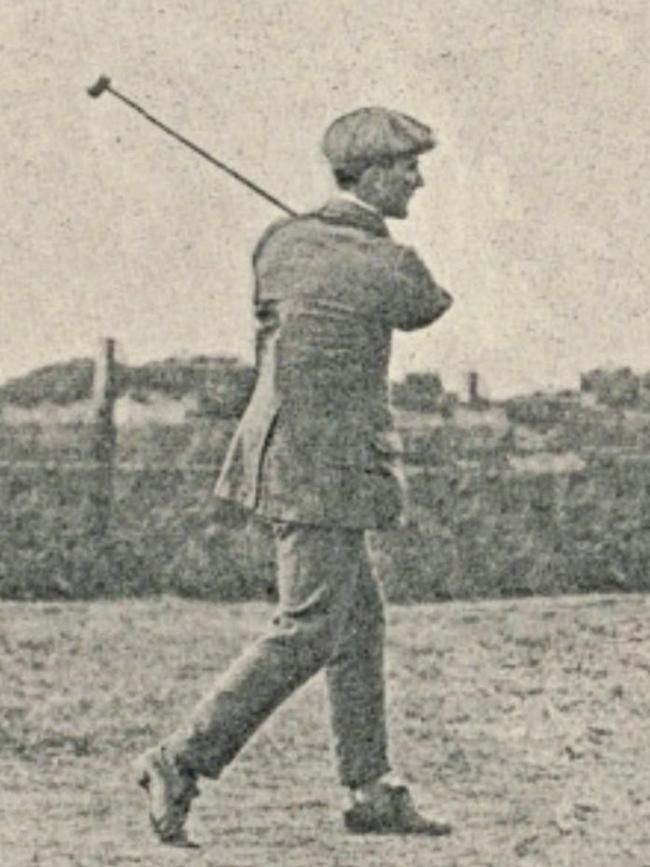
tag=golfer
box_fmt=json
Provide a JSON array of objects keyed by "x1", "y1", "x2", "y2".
[{"x1": 136, "y1": 107, "x2": 453, "y2": 847}]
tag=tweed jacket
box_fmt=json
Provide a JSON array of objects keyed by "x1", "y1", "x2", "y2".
[{"x1": 214, "y1": 198, "x2": 452, "y2": 528}]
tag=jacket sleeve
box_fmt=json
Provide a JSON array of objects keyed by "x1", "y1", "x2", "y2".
[{"x1": 372, "y1": 244, "x2": 453, "y2": 331}]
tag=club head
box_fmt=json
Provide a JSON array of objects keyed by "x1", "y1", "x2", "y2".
[{"x1": 87, "y1": 75, "x2": 111, "y2": 98}]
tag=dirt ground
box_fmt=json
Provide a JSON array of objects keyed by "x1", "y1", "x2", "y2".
[{"x1": 1, "y1": 593, "x2": 649, "y2": 866}]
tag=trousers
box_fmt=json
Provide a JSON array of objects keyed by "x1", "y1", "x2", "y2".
[{"x1": 163, "y1": 522, "x2": 390, "y2": 788}]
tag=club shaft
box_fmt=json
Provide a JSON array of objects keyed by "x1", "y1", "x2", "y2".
[{"x1": 106, "y1": 85, "x2": 296, "y2": 217}]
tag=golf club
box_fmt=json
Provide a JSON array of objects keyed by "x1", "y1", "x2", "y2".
[{"x1": 87, "y1": 75, "x2": 296, "y2": 217}]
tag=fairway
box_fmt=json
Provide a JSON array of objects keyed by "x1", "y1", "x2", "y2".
[{"x1": 1, "y1": 594, "x2": 648, "y2": 866}]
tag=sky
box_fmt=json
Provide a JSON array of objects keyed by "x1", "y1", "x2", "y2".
[{"x1": 2, "y1": 1, "x2": 649, "y2": 398}]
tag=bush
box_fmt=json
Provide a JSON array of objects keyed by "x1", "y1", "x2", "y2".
[
  {"x1": 3, "y1": 422, "x2": 650, "y2": 602},
  {"x1": 0, "y1": 359, "x2": 95, "y2": 408}
]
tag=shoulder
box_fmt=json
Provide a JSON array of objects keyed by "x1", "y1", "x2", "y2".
[
  {"x1": 252, "y1": 206, "x2": 403, "y2": 280},
  {"x1": 252, "y1": 217, "x2": 294, "y2": 265},
  {"x1": 253, "y1": 214, "x2": 327, "y2": 265}
]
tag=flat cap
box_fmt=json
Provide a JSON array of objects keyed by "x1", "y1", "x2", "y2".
[{"x1": 322, "y1": 107, "x2": 435, "y2": 170}]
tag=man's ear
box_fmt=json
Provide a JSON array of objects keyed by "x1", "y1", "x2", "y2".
[{"x1": 355, "y1": 163, "x2": 383, "y2": 198}]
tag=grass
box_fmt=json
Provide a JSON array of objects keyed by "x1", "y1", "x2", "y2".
[
  {"x1": 4, "y1": 416, "x2": 650, "y2": 602},
  {"x1": 1, "y1": 593, "x2": 649, "y2": 866}
]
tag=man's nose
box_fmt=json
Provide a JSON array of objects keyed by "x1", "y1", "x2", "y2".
[{"x1": 413, "y1": 171, "x2": 424, "y2": 189}]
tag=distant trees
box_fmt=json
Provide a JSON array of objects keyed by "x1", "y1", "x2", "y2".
[
  {"x1": 195, "y1": 363, "x2": 255, "y2": 418},
  {"x1": 0, "y1": 359, "x2": 95, "y2": 407},
  {"x1": 0, "y1": 355, "x2": 255, "y2": 420},
  {"x1": 7, "y1": 357, "x2": 650, "y2": 426},
  {"x1": 127, "y1": 356, "x2": 254, "y2": 418},
  {"x1": 504, "y1": 393, "x2": 578, "y2": 432},
  {"x1": 580, "y1": 367, "x2": 640, "y2": 408},
  {"x1": 392, "y1": 372, "x2": 447, "y2": 412}
]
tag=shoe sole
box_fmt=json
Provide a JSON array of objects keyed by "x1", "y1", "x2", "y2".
[
  {"x1": 344, "y1": 812, "x2": 452, "y2": 836},
  {"x1": 346, "y1": 824, "x2": 452, "y2": 836}
]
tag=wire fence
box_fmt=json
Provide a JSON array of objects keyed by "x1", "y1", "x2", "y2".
[
  {"x1": 3, "y1": 449, "x2": 650, "y2": 602},
  {"x1": 3, "y1": 340, "x2": 650, "y2": 601}
]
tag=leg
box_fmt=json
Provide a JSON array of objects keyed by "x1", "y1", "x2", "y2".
[
  {"x1": 162, "y1": 522, "x2": 362, "y2": 779},
  {"x1": 325, "y1": 533, "x2": 391, "y2": 788},
  {"x1": 325, "y1": 540, "x2": 453, "y2": 837}
]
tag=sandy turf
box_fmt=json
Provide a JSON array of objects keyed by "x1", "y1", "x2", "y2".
[{"x1": 1, "y1": 594, "x2": 649, "y2": 866}]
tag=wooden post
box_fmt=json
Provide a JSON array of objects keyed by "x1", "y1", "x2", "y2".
[
  {"x1": 90, "y1": 338, "x2": 118, "y2": 538},
  {"x1": 468, "y1": 371, "x2": 480, "y2": 406}
]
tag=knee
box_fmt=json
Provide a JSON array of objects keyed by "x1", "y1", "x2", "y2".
[
  {"x1": 301, "y1": 615, "x2": 343, "y2": 670},
  {"x1": 270, "y1": 610, "x2": 342, "y2": 674}
]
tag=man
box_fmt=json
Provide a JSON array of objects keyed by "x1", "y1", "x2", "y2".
[{"x1": 135, "y1": 106, "x2": 453, "y2": 847}]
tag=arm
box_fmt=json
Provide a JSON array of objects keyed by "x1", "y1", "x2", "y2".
[
  {"x1": 254, "y1": 219, "x2": 452, "y2": 331},
  {"x1": 353, "y1": 237, "x2": 453, "y2": 330},
  {"x1": 376, "y1": 245, "x2": 452, "y2": 331}
]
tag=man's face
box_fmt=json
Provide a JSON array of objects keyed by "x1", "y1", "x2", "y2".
[{"x1": 361, "y1": 154, "x2": 425, "y2": 219}]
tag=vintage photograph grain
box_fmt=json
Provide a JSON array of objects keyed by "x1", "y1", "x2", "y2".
[{"x1": 2, "y1": 2, "x2": 650, "y2": 865}]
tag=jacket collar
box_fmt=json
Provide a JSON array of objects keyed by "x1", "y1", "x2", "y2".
[{"x1": 312, "y1": 197, "x2": 390, "y2": 237}]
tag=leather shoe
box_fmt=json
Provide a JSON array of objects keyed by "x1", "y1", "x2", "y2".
[
  {"x1": 133, "y1": 746, "x2": 200, "y2": 847},
  {"x1": 343, "y1": 783, "x2": 451, "y2": 836}
]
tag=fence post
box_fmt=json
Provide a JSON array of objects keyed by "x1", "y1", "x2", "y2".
[{"x1": 90, "y1": 337, "x2": 118, "y2": 538}]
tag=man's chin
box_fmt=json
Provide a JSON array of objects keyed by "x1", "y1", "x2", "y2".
[{"x1": 384, "y1": 202, "x2": 409, "y2": 220}]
